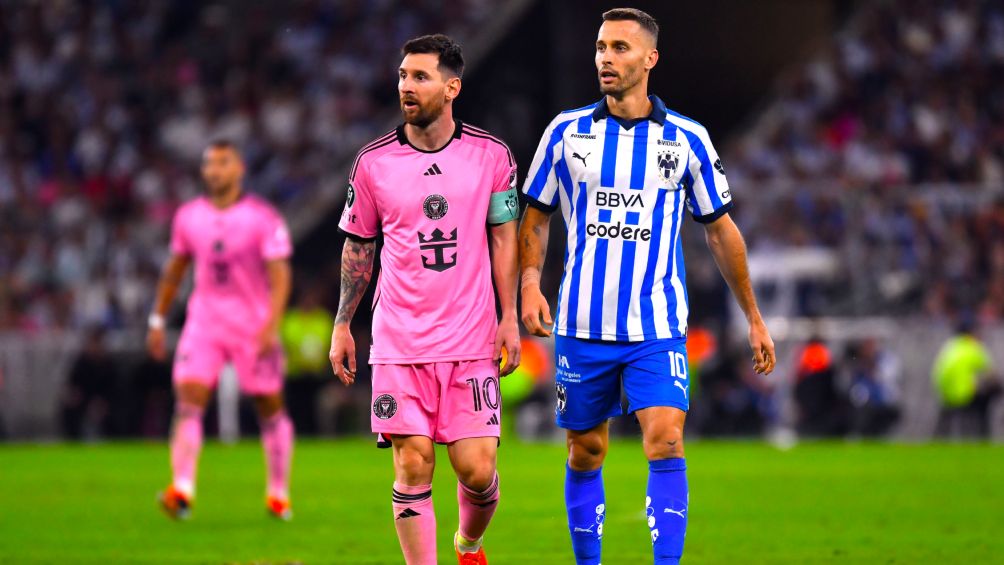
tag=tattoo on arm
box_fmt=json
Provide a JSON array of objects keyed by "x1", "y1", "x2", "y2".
[{"x1": 335, "y1": 240, "x2": 376, "y2": 325}]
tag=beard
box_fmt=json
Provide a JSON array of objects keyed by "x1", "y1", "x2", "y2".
[
  {"x1": 204, "y1": 178, "x2": 234, "y2": 196},
  {"x1": 598, "y1": 68, "x2": 641, "y2": 98},
  {"x1": 401, "y1": 97, "x2": 445, "y2": 128}
]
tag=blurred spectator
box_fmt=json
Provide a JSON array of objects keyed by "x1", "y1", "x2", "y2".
[
  {"x1": 280, "y1": 282, "x2": 334, "y2": 435},
  {"x1": 0, "y1": 1, "x2": 492, "y2": 335},
  {"x1": 843, "y1": 338, "x2": 902, "y2": 437},
  {"x1": 794, "y1": 335, "x2": 848, "y2": 436},
  {"x1": 693, "y1": 345, "x2": 772, "y2": 437},
  {"x1": 61, "y1": 328, "x2": 115, "y2": 439},
  {"x1": 932, "y1": 318, "x2": 1001, "y2": 437}
]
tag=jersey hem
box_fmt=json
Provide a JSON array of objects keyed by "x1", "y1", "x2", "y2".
[
  {"x1": 369, "y1": 351, "x2": 495, "y2": 364},
  {"x1": 554, "y1": 327, "x2": 687, "y2": 342}
]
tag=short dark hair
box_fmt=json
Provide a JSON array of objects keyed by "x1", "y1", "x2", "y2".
[
  {"x1": 401, "y1": 34, "x2": 465, "y2": 78},
  {"x1": 602, "y1": 8, "x2": 659, "y2": 43}
]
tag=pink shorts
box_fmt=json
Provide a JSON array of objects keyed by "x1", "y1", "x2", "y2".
[
  {"x1": 173, "y1": 325, "x2": 284, "y2": 396},
  {"x1": 371, "y1": 358, "x2": 501, "y2": 444}
]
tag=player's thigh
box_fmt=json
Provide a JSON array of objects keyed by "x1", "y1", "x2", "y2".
[
  {"x1": 391, "y1": 434, "x2": 436, "y2": 485},
  {"x1": 554, "y1": 335, "x2": 623, "y2": 431},
  {"x1": 436, "y1": 358, "x2": 501, "y2": 444},
  {"x1": 252, "y1": 391, "x2": 285, "y2": 419},
  {"x1": 371, "y1": 364, "x2": 437, "y2": 439},
  {"x1": 173, "y1": 326, "x2": 225, "y2": 393},
  {"x1": 622, "y1": 339, "x2": 690, "y2": 415},
  {"x1": 232, "y1": 342, "x2": 284, "y2": 397},
  {"x1": 446, "y1": 436, "x2": 498, "y2": 489},
  {"x1": 635, "y1": 406, "x2": 687, "y2": 459}
]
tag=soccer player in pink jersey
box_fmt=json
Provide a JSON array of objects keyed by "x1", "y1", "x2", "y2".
[
  {"x1": 329, "y1": 35, "x2": 520, "y2": 565},
  {"x1": 147, "y1": 140, "x2": 295, "y2": 521}
]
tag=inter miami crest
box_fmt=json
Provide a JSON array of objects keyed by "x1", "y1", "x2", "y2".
[
  {"x1": 423, "y1": 194, "x2": 448, "y2": 220},
  {"x1": 656, "y1": 151, "x2": 680, "y2": 181},
  {"x1": 555, "y1": 383, "x2": 567, "y2": 414},
  {"x1": 373, "y1": 394, "x2": 398, "y2": 419},
  {"x1": 346, "y1": 183, "x2": 356, "y2": 208}
]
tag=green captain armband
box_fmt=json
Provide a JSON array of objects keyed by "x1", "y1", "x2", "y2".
[{"x1": 488, "y1": 188, "x2": 519, "y2": 225}]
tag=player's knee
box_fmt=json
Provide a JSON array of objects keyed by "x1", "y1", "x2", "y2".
[
  {"x1": 567, "y1": 434, "x2": 607, "y2": 471},
  {"x1": 394, "y1": 446, "x2": 435, "y2": 484},
  {"x1": 643, "y1": 425, "x2": 684, "y2": 461},
  {"x1": 253, "y1": 394, "x2": 285, "y2": 419},
  {"x1": 456, "y1": 458, "x2": 497, "y2": 491}
]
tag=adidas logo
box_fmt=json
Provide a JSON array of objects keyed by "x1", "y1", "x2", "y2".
[
  {"x1": 423, "y1": 163, "x2": 443, "y2": 176},
  {"x1": 396, "y1": 508, "x2": 420, "y2": 520},
  {"x1": 485, "y1": 413, "x2": 499, "y2": 426}
]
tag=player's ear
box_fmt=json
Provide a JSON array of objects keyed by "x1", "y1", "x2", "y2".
[
  {"x1": 646, "y1": 48, "x2": 659, "y2": 71},
  {"x1": 445, "y1": 75, "x2": 461, "y2": 102}
]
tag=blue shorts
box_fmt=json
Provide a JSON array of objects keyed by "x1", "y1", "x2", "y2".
[{"x1": 553, "y1": 335, "x2": 690, "y2": 431}]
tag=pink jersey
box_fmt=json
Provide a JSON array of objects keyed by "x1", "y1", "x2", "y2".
[
  {"x1": 338, "y1": 121, "x2": 518, "y2": 364},
  {"x1": 170, "y1": 194, "x2": 292, "y2": 338}
]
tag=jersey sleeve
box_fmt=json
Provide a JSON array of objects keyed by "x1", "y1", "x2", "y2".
[
  {"x1": 338, "y1": 155, "x2": 380, "y2": 241},
  {"x1": 487, "y1": 142, "x2": 519, "y2": 225},
  {"x1": 683, "y1": 127, "x2": 733, "y2": 223},
  {"x1": 169, "y1": 207, "x2": 191, "y2": 256},
  {"x1": 521, "y1": 114, "x2": 566, "y2": 214},
  {"x1": 260, "y1": 207, "x2": 293, "y2": 260}
]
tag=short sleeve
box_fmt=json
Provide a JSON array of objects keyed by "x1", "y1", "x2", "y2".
[
  {"x1": 169, "y1": 207, "x2": 191, "y2": 256},
  {"x1": 682, "y1": 127, "x2": 733, "y2": 223},
  {"x1": 487, "y1": 143, "x2": 519, "y2": 225},
  {"x1": 338, "y1": 157, "x2": 380, "y2": 241},
  {"x1": 521, "y1": 114, "x2": 566, "y2": 214},
  {"x1": 261, "y1": 208, "x2": 293, "y2": 260}
]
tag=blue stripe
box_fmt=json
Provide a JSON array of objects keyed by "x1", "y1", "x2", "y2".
[
  {"x1": 590, "y1": 238, "x2": 609, "y2": 337},
  {"x1": 663, "y1": 123, "x2": 677, "y2": 141},
  {"x1": 640, "y1": 188, "x2": 669, "y2": 339},
  {"x1": 680, "y1": 129, "x2": 724, "y2": 211},
  {"x1": 676, "y1": 210, "x2": 688, "y2": 334},
  {"x1": 615, "y1": 239, "x2": 636, "y2": 338},
  {"x1": 600, "y1": 118, "x2": 620, "y2": 188},
  {"x1": 526, "y1": 120, "x2": 573, "y2": 202},
  {"x1": 629, "y1": 120, "x2": 649, "y2": 190},
  {"x1": 565, "y1": 182, "x2": 590, "y2": 334},
  {"x1": 661, "y1": 192, "x2": 684, "y2": 335},
  {"x1": 577, "y1": 115, "x2": 592, "y2": 134},
  {"x1": 555, "y1": 156, "x2": 576, "y2": 214}
]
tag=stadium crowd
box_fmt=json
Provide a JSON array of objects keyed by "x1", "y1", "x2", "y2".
[
  {"x1": 0, "y1": 0, "x2": 493, "y2": 333},
  {"x1": 727, "y1": 0, "x2": 1004, "y2": 319}
]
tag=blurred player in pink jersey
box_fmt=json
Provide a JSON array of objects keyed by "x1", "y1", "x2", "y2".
[
  {"x1": 329, "y1": 35, "x2": 520, "y2": 565},
  {"x1": 147, "y1": 140, "x2": 294, "y2": 521}
]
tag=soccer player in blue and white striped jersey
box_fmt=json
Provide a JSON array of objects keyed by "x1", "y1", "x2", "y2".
[{"x1": 518, "y1": 8, "x2": 775, "y2": 564}]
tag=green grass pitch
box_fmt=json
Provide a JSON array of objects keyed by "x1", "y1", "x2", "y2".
[{"x1": 1, "y1": 439, "x2": 1002, "y2": 563}]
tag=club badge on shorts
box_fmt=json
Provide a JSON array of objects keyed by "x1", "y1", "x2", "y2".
[{"x1": 373, "y1": 394, "x2": 398, "y2": 419}]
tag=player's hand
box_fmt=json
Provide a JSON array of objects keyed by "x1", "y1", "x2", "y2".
[
  {"x1": 520, "y1": 285, "x2": 553, "y2": 337},
  {"x1": 146, "y1": 327, "x2": 167, "y2": 361},
  {"x1": 495, "y1": 315, "x2": 522, "y2": 377},
  {"x1": 749, "y1": 317, "x2": 775, "y2": 375},
  {"x1": 329, "y1": 323, "x2": 356, "y2": 386},
  {"x1": 256, "y1": 323, "x2": 280, "y2": 356}
]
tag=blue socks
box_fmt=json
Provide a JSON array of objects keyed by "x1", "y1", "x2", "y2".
[
  {"x1": 565, "y1": 464, "x2": 605, "y2": 565},
  {"x1": 646, "y1": 458, "x2": 688, "y2": 564}
]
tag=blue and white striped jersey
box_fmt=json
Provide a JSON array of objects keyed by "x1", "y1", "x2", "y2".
[{"x1": 522, "y1": 95, "x2": 733, "y2": 341}]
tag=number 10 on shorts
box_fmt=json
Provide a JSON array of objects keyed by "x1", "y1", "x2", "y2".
[
  {"x1": 465, "y1": 376, "x2": 501, "y2": 412},
  {"x1": 669, "y1": 351, "x2": 687, "y2": 380}
]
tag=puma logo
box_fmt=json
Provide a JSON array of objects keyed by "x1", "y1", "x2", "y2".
[
  {"x1": 572, "y1": 152, "x2": 590, "y2": 167},
  {"x1": 674, "y1": 380, "x2": 688, "y2": 399},
  {"x1": 664, "y1": 507, "x2": 687, "y2": 518}
]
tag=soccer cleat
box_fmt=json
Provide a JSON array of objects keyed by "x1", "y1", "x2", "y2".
[
  {"x1": 158, "y1": 485, "x2": 192, "y2": 520},
  {"x1": 455, "y1": 533, "x2": 488, "y2": 565},
  {"x1": 266, "y1": 495, "x2": 293, "y2": 521}
]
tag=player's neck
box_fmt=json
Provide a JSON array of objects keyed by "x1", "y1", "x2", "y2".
[
  {"x1": 404, "y1": 111, "x2": 456, "y2": 151},
  {"x1": 209, "y1": 186, "x2": 243, "y2": 209},
  {"x1": 605, "y1": 88, "x2": 652, "y2": 121}
]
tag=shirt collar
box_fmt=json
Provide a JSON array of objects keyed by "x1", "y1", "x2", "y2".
[{"x1": 592, "y1": 95, "x2": 668, "y2": 124}]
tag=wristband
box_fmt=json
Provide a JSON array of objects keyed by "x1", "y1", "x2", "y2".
[{"x1": 148, "y1": 313, "x2": 165, "y2": 330}]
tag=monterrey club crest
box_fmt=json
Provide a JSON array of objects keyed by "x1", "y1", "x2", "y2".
[
  {"x1": 656, "y1": 151, "x2": 680, "y2": 182},
  {"x1": 423, "y1": 194, "x2": 448, "y2": 220},
  {"x1": 373, "y1": 394, "x2": 398, "y2": 419},
  {"x1": 555, "y1": 383, "x2": 567, "y2": 414},
  {"x1": 346, "y1": 182, "x2": 356, "y2": 208},
  {"x1": 714, "y1": 158, "x2": 726, "y2": 175}
]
